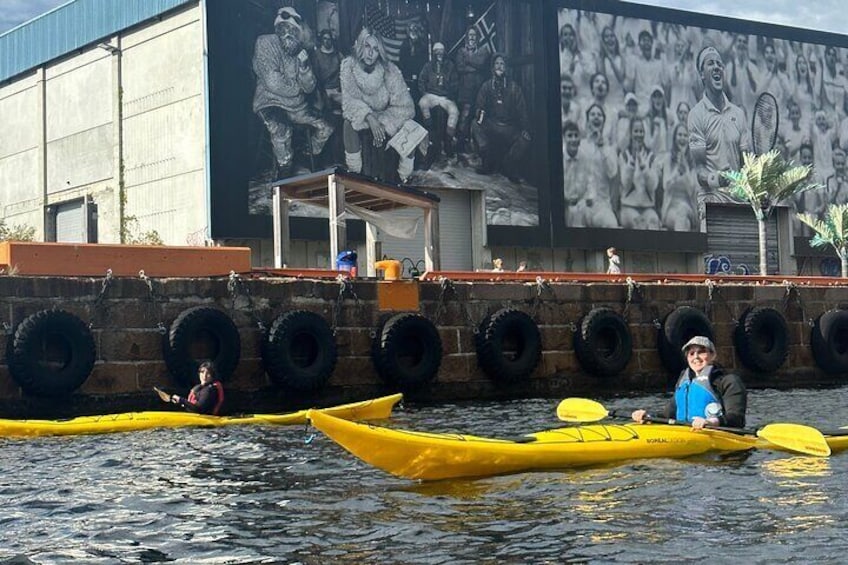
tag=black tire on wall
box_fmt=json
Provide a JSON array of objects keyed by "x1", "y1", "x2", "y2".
[
  {"x1": 165, "y1": 306, "x2": 241, "y2": 387},
  {"x1": 811, "y1": 309, "x2": 848, "y2": 374},
  {"x1": 657, "y1": 306, "x2": 714, "y2": 375},
  {"x1": 574, "y1": 307, "x2": 633, "y2": 377},
  {"x1": 734, "y1": 307, "x2": 789, "y2": 373},
  {"x1": 476, "y1": 308, "x2": 542, "y2": 383},
  {"x1": 7, "y1": 309, "x2": 96, "y2": 397},
  {"x1": 372, "y1": 313, "x2": 442, "y2": 390},
  {"x1": 263, "y1": 310, "x2": 337, "y2": 393}
]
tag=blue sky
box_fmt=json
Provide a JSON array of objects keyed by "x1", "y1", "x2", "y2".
[{"x1": 0, "y1": 0, "x2": 846, "y2": 36}]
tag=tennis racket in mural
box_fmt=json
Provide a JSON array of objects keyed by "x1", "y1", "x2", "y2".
[{"x1": 751, "y1": 92, "x2": 779, "y2": 155}]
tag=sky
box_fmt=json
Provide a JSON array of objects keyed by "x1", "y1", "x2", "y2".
[{"x1": 0, "y1": 0, "x2": 847, "y2": 36}]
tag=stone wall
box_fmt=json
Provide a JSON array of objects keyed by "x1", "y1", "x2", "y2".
[{"x1": 0, "y1": 274, "x2": 846, "y2": 418}]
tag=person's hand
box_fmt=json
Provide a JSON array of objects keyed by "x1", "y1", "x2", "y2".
[
  {"x1": 521, "y1": 130, "x2": 531, "y2": 141},
  {"x1": 632, "y1": 409, "x2": 647, "y2": 423},
  {"x1": 691, "y1": 416, "x2": 707, "y2": 430},
  {"x1": 366, "y1": 114, "x2": 387, "y2": 146},
  {"x1": 170, "y1": 394, "x2": 179, "y2": 404}
]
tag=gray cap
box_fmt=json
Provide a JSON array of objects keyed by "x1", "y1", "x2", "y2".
[{"x1": 681, "y1": 336, "x2": 715, "y2": 353}]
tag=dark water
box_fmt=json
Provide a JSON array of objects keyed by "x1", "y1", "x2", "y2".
[{"x1": 3, "y1": 387, "x2": 848, "y2": 564}]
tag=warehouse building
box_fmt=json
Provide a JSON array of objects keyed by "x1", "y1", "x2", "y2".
[{"x1": 1, "y1": 0, "x2": 843, "y2": 274}]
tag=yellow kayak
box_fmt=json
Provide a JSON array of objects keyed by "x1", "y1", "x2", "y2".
[
  {"x1": 308, "y1": 410, "x2": 761, "y2": 481},
  {"x1": 0, "y1": 393, "x2": 402, "y2": 438},
  {"x1": 309, "y1": 410, "x2": 848, "y2": 481}
]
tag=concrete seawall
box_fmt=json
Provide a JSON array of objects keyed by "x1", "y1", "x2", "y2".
[{"x1": 0, "y1": 273, "x2": 846, "y2": 418}]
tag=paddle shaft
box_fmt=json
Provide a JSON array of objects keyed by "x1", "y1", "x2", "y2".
[{"x1": 607, "y1": 409, "x2": 756, "y2": 436}]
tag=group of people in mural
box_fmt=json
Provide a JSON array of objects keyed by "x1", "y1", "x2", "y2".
[
  {"x1": 559, "y1": 9, "x2": 842, "y2": 232},
  {"x1": 252, "y1": 6, "x2": 530, "y2": 187}
]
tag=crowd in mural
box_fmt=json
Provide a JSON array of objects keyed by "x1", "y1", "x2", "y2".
[{"x1": 558, "y1": 9, "x2": 843, "y2": 232}]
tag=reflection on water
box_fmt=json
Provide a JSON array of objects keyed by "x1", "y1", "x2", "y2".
[{"x1": 2, "y1": 389, "x2": 848, "y2": 563}]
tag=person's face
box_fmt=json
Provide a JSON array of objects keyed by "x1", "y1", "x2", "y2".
[
  {"x1": 788, "y1": 102, "x2": 801, "y2": 123},
  {"x1": 674, "y1": 39, "x2": 687, "y2": 58},
  {"x1": 826, "y1": 47, "x2": 837, "y2": 68},
  {"x1": 816, "y1": 113, "x2": 828, "y2": 130},
  {"x1": 701, "y1": 52, "x2": 725, "y2": 92},
  {"x1": 587, "y1": 105, "x2": 605, "y2": 128},
  {"x1": 493, "y1": 57, "x2": 506, "y2": 77},
  {"x1": 361, "y1": 36, "x2": 380, "y2": 67},
  {"x1": 797, "y1": 56, "x2": 809, "y2": 76},
  {"x1": 408, "y1": 24, "x2": 421, "y2": 40},
  {"x1": 735, "y1": 35, "x2": 748, "y2": 55},
  {"x1": 676, "y1": 102, "x2": 690, "y2": 124},
  {"x1": 199, "y1": 366, "x2": 212, "y2": 384},
  {"x1": 591, "y1": 74, "x2": 608, "y2": 98},
  {"x1": 602, "y1": 27, "x2": 617, "y2": 50},
  {"x1": 800, "y1": 147, "x2": 814, "y2": 166},
  {"x1": 466, "y1": 29, "x2": 478, "y2": 49},
  {"x1": 625, "y1": 100, "x2": 638, "y2": 116},
  {"x1": 276, "y1": 21, "x2": 301, "y2": 53},
  {"x1": 565, "y1": 128, "x2": 580, "y2": 157},
  {"x1": 834, "y1": 151, "x2": 846, "y2": 172},
  {"x1": 320, "y1": 33, "x2": 333, "y2": 50},
  {"x1": 685, "y1": 346, "x2": 715, "y2": 372},
  {"x1": 434, "y1": 48, "x2": 445, "y2": 61},
  {"x1": 561, "y1": 25, "x2": 576, "y2": 49},
  {"x1": 639, "y1": 33, "x2": 653, "y2": 57},
  {"x1": 651, "y1": 90, "x2": 664, "y2": 110},
  {"x1": 675, "y1": 126, "x2": 688, "y2": 147},
  {"x1": 561, "y1": 78, "x2": 575, "y2": 100},
  {"x1": 630, "y1": 119, "x2": 645, "y2": 146},
  {"x1": 764, "y1": 45, "x2": 776, "y2": 66}
]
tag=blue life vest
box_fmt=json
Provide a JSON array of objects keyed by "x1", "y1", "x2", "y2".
[{"x1": 673, "y1": 372, "x2": 720, "y2": 423}]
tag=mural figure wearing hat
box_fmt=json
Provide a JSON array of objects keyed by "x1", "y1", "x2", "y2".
[
  {"x1": 340, "y1": 28, "x2": 417, "y2": 183},
  {"x1": 471, "y1": 53, "x2": 531, "y2": 183},
  {"x1": 455, "y1": 27, "x2": 491, "y2": 155},
  {"x1": 688, "y1": 45, "x2": 750, "y2": 202},
  {"x1": 399, "y1": 21, "x2": 429, "y2": 105},
  {"x1": 252, "y1": 7, "x2": 334, "y2": 177},
  {"x1": 314, "y1": 29, "x2": 343, "y2": 110},
  {"x1": 418, "y1": 41, "x2": 459, "y2": 165},
  {"x1": 631, "y1": 336, "x2": 747, "y2": 430}
]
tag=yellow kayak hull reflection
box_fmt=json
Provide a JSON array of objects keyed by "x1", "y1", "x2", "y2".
[
  {"x1": 308, "y1": 411, "x2": 848, "y2": 481},
  {"x1": 0, "y1": 393, "x2": 402, "y2": 438}
]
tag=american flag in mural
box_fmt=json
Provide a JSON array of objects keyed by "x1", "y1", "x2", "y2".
[
  {"x1": 364, "y1": 2, "x2": 423, "y2": 63},
  {"x1": 449, "y1": 3, "x2": 497, "y2": 54}
]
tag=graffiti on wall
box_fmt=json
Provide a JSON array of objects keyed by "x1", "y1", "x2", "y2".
[{"x1": 704, "y1": 254, "x2": 750, "y2": 275}]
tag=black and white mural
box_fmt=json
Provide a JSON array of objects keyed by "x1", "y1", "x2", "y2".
[
  {"x1": 206, "y1": 0, "x2": 547, "y2": 237},
  {"x1": 557, "y1": 4, "x2": 843, "y2": 233}
]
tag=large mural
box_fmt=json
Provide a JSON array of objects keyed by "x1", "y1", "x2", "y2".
[
  {"x1": 557, "y1": 5, "x2": 840, "y2": 233},
  {"x1": 209, "y1": 0, "x2": 546, "y2": 234}
]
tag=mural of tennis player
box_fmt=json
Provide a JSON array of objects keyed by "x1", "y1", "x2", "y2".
[
  {"x1": 471, "y1": 53, "x2": 531, "y2": 183},
  {"x1": 252, "y1": 7, "x2": 334, "y2": 177},
  {"x1": 340, "y1": 28, "x2": 417, "y2": 183},
  {"x1": 688, "y1": 45, "x2": 751, "y2": 203}
]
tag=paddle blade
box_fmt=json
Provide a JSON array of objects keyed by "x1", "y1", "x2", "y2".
[
  {"x1": 556, "y1": 398, "x2": 609, "y2": 422},
  {"x1": 757, "y1": 423, "x2": 831, "y2": 457},
  {"x1": 153, "y1": 387, "x2": 171, "y2": 403}
]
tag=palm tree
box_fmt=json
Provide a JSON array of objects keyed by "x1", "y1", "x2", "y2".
[
  {"x1": 721, "y1": 150, "x2": 822, "y2": 276},
  {"x1": 797, "y1": 203, "x2": 848, "y2": 278}
]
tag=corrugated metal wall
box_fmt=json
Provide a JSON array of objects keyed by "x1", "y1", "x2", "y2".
[{"x1": 0, "y1": 0, "x2": 194, "y2": 82}]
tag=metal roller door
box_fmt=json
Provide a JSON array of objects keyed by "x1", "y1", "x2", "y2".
[
  {"x1": 705, "y1": 204, "x2": 778, "y2": 274},
  {"x1": 379, "y1": 188, "x2": 473, "y2": 272}
]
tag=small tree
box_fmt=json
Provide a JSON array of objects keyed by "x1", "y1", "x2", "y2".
[
  {"x1": 721, "y1": 150, "x2": 822, "y2": 276},
  {"x1": 0, "y1": 219, "x2": 36, "y2": 242},
  {"x1": 797, "y1": 203, "x2": 848, "y2": 278}
]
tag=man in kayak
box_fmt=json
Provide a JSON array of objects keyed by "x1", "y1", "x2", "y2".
[
  {"x1": 166, "y1": 361, "x2": 225, "y2": 415},
  {"x1": 632, "y1": 336, "x2": 747, "y2": 429}
]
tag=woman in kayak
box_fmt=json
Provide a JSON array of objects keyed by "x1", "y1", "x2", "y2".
[
  {"x1": 632, "y1": 336, "x2": 747, "y2": 429},
  {"x1": 167, "y1": 361, "x2": 225, "y2": 415}
]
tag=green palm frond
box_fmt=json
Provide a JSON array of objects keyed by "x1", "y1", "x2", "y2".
[
  {"x1": 721, "y1": 150, "x2": 821, "y2": 212},
  {"x1": 798, "y1": 204, "x2": 848, "y2": 255}
]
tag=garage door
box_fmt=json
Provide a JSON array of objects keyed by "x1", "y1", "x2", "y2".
[
  {"x1": 379, "y1": 188, "x2": 473, "y2": 272},
  {"x1": 705, "y1": 203, "x2": 778, "y2": 274}
]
